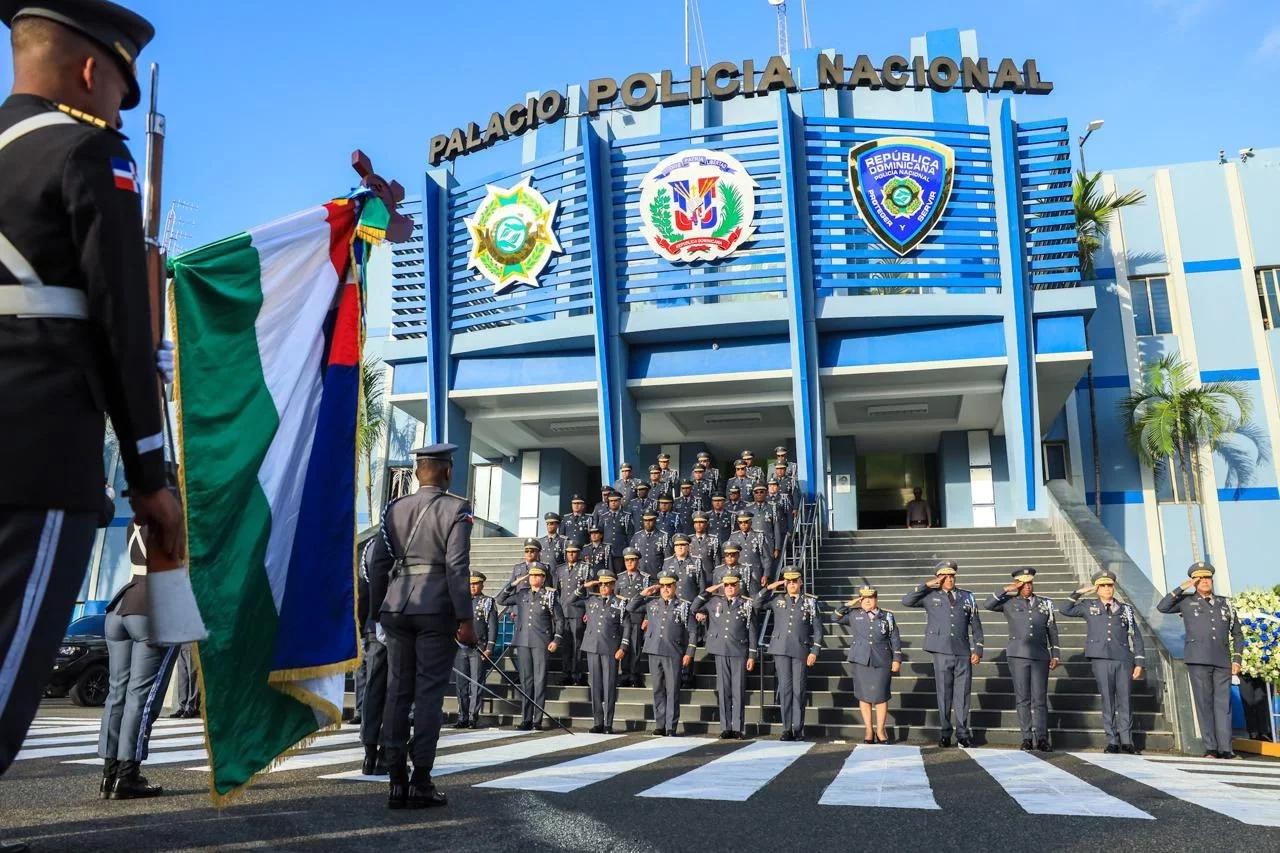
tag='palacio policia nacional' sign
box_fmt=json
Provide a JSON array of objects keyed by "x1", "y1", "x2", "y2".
[{"x1": 452, "y1": 52, "x2": 1048, "y2": 289}]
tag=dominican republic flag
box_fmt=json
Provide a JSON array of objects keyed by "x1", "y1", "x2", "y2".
[
  {"x1": 110, "y1": 157, "x2": 139, "y2": 192},
  {"x1": 169, "y1": 199, "x2": 365, "y2": 802}
]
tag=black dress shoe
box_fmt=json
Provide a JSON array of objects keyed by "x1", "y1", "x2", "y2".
[
  {"x1": 1104, "y1": 744, "x2": 1120, "y2": 754},
  {"x1": 618, "y1": 678, "x2": 632, "y2": 688},
  {"x1": 1121, "y1": 744, "x2": 1140, "y2": 755},
  {"x1": 109, "y1": 763, "x2": 162, "y2": 800},
  {"x1": 633, "y1": 678, "x2": 645, "y2": 688},
  {"x1": 1218, "y1": 751, "x2": 1241, "y2": 760},
  {"x1": 604, "y1": 726, "x2": 614, "y2": 734},
  {"x1": 1036, "y1": 740, "x2": 1053, "y2": 753},
  {"x1": 720, "y1": 731, "x2": 734, "y2": 740},
  {"x1": 1204, "y1": 752, "x2": 1218, "y2": 759},
  {"x1": 362, "y1": 745, "x2": 379, "y2": 776},
  {"x1": 100, "y1": 759, "x2": 118, "y2": 799},
  {"x1": 1020, "y1": 740, "x2": 1034, "y2": 751},
  {"x1": 589, "y1": 725, "x2": 605, "y2": 734},
  {"x1": 667, "y1": 729, "x2": 680, "y2": 737},
  {"x1": 779, "y1": 731, "x2": 795, "y2": 742},
  {"x1": 407, "y1": 780, "x2": 447, "y2": 808},
  {"x1": 1, "y1": 841, "x2": 30, "y2": 853},
  {"x1": 652, "y1": 728, "x2": 667, "y2": 737},
  {"x1": 168, "y1": 710, "x2": 185, "y2": 719},
  {"x1": 517, "y1": 722, "x2": 534, "y2": 731},
  {"x1": 388, "y1": 779, "x2": 409, "y2": 809},
  {"x1": 560, "y1": 675, "x2": 576, "y2": 687},
  {"x1": 938, "y1": 736, "x2": 951, "y2": 748},
  {"x1": 452, "y1": 719, "x2": 469, "y2": 729},
  {"x1": 576, "y1": 675, "x2": 589, "y2": 686},
  {"x1": 349, "y1": 714, "x2": 361, "y2": 726},
  {"x1": 957, "y1": 737, "x2": 972, "y2": 748}
]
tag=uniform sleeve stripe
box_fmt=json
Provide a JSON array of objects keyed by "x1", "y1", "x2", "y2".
[{"x1": 135, "y1": 432, "x2": 164, "y2": 454}]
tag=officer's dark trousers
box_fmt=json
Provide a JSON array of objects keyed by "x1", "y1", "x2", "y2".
[
  {"x1": 621, "y1": 622, "x2": 645, "y2": 684},
  {"x1": 515, "y1": 645, "x2": 549, "y2": 725},
  {"x1": 1187, "y1": 663, "x2": 1233, "y2": 753},
  {"x1": 0, "y1": 509, "x2": 96, "y2": 775},
  {"x1": 715, "y1": 654, "x2": 747, "y2": 733},
  {"x1": 561, "y1": 615, "x2": 585, "y2": 682},
  {"x1": 587, "y1": 652, "x2": 618, "y2": 727},
  {"x1": 931, "y1": 653, "x2": 973, "y2": 739},
  {"x1": 173, "y1": 643, "x2": 200, "y2": 715},
  {"x1": 1009, "y1": 656, "x2": 1050, "y2": 741},
  {"x1": 1091, "y1": 658, "x2": 1132, "y2": 746},
  {"x1": 380, "y1": 613, "x2": 456, "y2": 775},
  {"x1": 650, "y1": 654, "x2": 682, "y2": 730},
  {"x1": 361, "y1": 634, "x2": 400, "y2": 747},
  {"x1": 774, "y1": 654, "x2": 807, "y2": 734},
  {"x1": 454, "y1": 647, "x2": 486, "y2": 723},
  {"x1": 98, "y1": 612, "x2": 178, "y2": 762}
]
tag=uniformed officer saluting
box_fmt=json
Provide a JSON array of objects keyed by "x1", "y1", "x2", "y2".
[
  {"x1": 754, "y1": 570, "x2": 823, "y2": 741},
  {"x1": 986, "y1": 567, "x2": 1060, "y2": 752},
  {"x1": 572, "y1": 570, "x2": 630, "y2": 733},
  {"x1": 835, "y1": 586, "x2": 902, "y2": 745},
  {"x1": 1059, "y1": 570, "x2": 1145, "y2": 754},
  {"x1": 366, "y1": 443, "x2": 476, "y2": 810},
  {"x1": 452, "y1": 572, "x2": 497, "y2": 730},
  {"x1": 628, "y1": 571, "x2": 694, "y2": 736},
  {"x1": 0, "y1": 1, "x2": 186, "y2": 796},
  {"x1": 496, "y1": 556, "x2": 564, "y2": 731},
  {"x1": 692, "y1": 575, "x2": 756, "y2": 739},
  {"x1": 901, "y1": 560, "x2": 984, "y2": 748},
  {"x1": 1157, "y1": 562, "x2": 1245, "y2": 759}
]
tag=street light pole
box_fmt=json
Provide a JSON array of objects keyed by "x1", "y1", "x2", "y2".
[
  {"x1": 1078, "y1": 118, "x2": 1104, "y2": 176},
  {"x1": 1077, "y1": 118, "x2": 1104, "y2": 520}
]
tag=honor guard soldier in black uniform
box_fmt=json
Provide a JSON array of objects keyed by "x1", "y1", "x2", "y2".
[
  {"x1": 1060, "y1": 570, "x2": 1145, "y2": 754},
  {"x1": 614, "y1": 548, "x2": 652, "y2": 687},
  {"x1": 581, "y1": 523, "x2": 610, "y2": 577},
  {"x1": 596, "y1": 491, "x2": 632, "y2": 576},
  {"x1": 707, "y1": 494, "x2": 735, "y2": 545},
  {"x1": 554, "y1": 542, "x2": 593, "y2": 686},
  {"x1": 754, "y1": 570, "x2": 823, "y2": 740},
  {"x1": 613, "y1": 462, "x2": 641, "y2": 502},
  {"x1": 0, "y1": 2, "x2": 188, "y2": 800},
  {"x1": 572, "y1": 570, "x2": 630, "y2": 733},
  {"x1": 538, "y1": 512, "x2": 568, "y2": 570},
  {"x1": 1157, "y1": 562, "x2": 1245, "y2": 759},
  {"x1": 629, "y1": 571, "x2": 694, "y2": 736},
  {"x1": 693, "y1": 574, "x2": 757, "y2": 738},
  {"x1": 835, "y1": 586, "x2": 902, "y2": 745},
  {"x1": 496, "y1": 559, "x2": 564, "y2": 730},
  {"x1": 367, "y1": 443, "x2": 475, "y2": 810},
  {"x1": 986, "y1": 568, "x2": 1060, "y2": 752},
  {"x1": 561, "y1": 495, "x2": 592, "y2": 547},
  {"x1": 453, "y1": 572, "x2": 497, "y2": 729}
]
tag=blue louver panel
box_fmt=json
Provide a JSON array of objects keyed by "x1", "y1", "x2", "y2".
[{"x1": 1015, "y1": 118, "x2": 1080, "y2": 290}]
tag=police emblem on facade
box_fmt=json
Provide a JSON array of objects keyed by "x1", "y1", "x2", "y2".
[
  {"x1": 466, "y1": 177, "x2": 562, "y2": 293},
  {"x1": 847, "y1": 137, "x2": 955, "y2": 256},
  {"x1": 639, "y1": 148, "x2": 757, "y2": 263}
]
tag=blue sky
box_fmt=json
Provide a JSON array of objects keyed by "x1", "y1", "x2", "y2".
[{"x1": 3, "y1": 0, "x2": 1278, "y2": 247}]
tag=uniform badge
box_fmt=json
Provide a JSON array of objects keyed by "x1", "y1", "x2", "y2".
[
  {"x1": 847, "y1": 136, "x2": 954, "y2": 256},
  {"x1": 110, "y1": 157, "x2": 140, "y2": 193},
  {"x1": 466, "y1": 177, "x2": 561, "y2": 295},
  {"x1": 639, "y1": 148, "x2": 757, "y2": 263}
]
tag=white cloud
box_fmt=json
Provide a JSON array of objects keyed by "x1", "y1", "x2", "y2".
[
  {"x1": 1147, "y1": 0, "x2": 1216, "y2": 31},
  {"x1": 1256, "y1": 26, "x2": 1280, "y2": 60}
]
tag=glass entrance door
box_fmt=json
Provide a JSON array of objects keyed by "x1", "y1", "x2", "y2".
[{"x1": 856, "y1": 452, "x2": 938, "y2": 529}]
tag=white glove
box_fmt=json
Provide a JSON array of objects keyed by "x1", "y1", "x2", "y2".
[
  {"x1": 375, "y1": 622, "x2": 387, "y2": 644},
  {"x1": 157, "y1": 339, "x2": 175, "y2": 384}
]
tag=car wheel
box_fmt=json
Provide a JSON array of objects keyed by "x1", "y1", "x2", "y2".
[{"x1": 69, "y1": 664, "x2": 109, "y2": 707}]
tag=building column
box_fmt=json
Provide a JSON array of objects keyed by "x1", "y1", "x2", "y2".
[
  {"x1": 988, "y1": 99, "x2": 1044, "y2": 519},
  {"x1": 827, "y1": 436, "x2": 857, "y2": 530},
  {"x1": 777, "y1": 91, "x2": 825, "y2": 502},
  {"x1": 424, "y1": 169, "x2": 472, "y2": 495},
  {"x1": 581, "y1": 116, "x2": 639, "y2": 477}
]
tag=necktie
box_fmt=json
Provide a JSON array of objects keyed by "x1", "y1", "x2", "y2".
[{"x1": 948, "y1": 590, "x2": 955, "y2": 605}]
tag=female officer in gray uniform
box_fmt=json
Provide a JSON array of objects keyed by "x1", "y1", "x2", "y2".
[{"x1": 835, "y1": 585, "x2": 902, "y2": 744}]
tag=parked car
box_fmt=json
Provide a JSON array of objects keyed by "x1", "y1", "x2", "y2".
[{"x1": 45, "y1": 614, "x2": 110, "y2": 707}]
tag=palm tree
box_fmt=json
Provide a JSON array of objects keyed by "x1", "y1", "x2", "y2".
[
  {"x1": 358, "y1": 358, "x2": 387, "y2": 524},
  {"x1": 1118, "y1": 354, "x2": 1253, "y2": 561},
  {"x1": 1075, "y1": 169, "x2": 1146, "y2": 517}
]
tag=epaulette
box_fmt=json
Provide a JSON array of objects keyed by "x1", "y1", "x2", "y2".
[{"x1": 55, "y1": 103, "x2": 112, "y2": 132}]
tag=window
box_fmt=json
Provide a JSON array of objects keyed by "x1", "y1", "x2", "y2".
[
  {"x1": 1130, "y1": 275, "x2": 1174, "y2": 336},
  {"x1": 1043, "y1": 442, "x2": 1069, "y2": 482},
  {"x1": 1256, "y1": 267, "x2": 1280, "y2": 331}
]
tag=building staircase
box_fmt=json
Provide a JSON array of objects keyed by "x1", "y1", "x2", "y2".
[{"x1": 442, "y1": 529, "x2": 1174, "y2": 750}]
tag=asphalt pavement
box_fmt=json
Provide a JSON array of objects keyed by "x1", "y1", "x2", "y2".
[{"x1": 3, "y1": 700, "x2": 1278, "y2": 853}]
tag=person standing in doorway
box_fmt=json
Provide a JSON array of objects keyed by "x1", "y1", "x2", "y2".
[{"x1": 905, "y1": 487, "x2": 932, "y2": 529}]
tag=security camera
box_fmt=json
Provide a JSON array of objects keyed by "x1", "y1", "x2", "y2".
[
  {"x1": 1218, "y1": 149, "x2": 1227, "y2": 164},
  {"x1": 1240, "y1": 147, "x2": 1255, "y2": 162}
]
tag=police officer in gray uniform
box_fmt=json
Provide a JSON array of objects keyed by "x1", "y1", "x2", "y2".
[
  {"x1": 613, "y1": 463, "x2": 641, "y2": 502},
  {"x1": 706, "y1": 494, "x2": 735, "y2": 545},
  {"x1": 653, "y1": 496, "x2": 680, "y2": 539},
  {"x1": 572, "y1": 570, "x2": 631, "y2": 733},
  {"x1": 741, "y1": 451, "x2": 765, "y2": 488},
  {"x1": 508, "y1": 538, "x2": 552, "y2": 582},
  {"x1": 631, "y1": 512, "x2": 670, "y2": 577},
  {"x1": 693, "y1": 574, "x2": 757, "y2": 738},
  {"x1": 754, "y1": 570, "x2": 823, "y2": 740},
  {"x1": 453, "y1": 572, "x2": 497, "y2": 729},
  {"x1": 1157, "y1": 562, "x2": 1246, "y2": 759},
  {"x1": 656, "y1": 453, "x2": 680, "y2": 495},
  {"x1": 687, "y1": 514, "x2": 720, "y2": 581},
  {"x1": 692, "y1": 451, "x2": 720, "y2": 492},
  {"x1": 581, "y1": 523, "x2": 610, "y2": 577},
  {"x1": 367, "y1": 443, "x2": 475, "y2": 810},
  {"x1": 727, "y1": 461, "x2": 754, "y2": 502},
  {"x1": 747, "y1": 484, "x2": 782, "y2": 572},
  {"x1": 555, "y1": 543, "x2": 594, "y2": 686},
  {"x1": 628, "y1": 571, "x2": 695, "y2": 735},
  {"x1": 628, "y1": 482, "x2": 653, "y2": 531},
  {"x1": 496, "y1": 559, "x2": 564, "y2": 730},
  {"x1": 986, "y1": 568, "x2": 1060, "y2": 752},
  {"x1": 835, "y1": 586, "x2": 902, "y2": 744},
  {"x1": 901, "y1": 560, "x2": 984, "y2": 747},
  {"x1": 770, "y1": 446, "x2": 797, "y2": 481},
  {"x1": 538, "y1": 512, "x2": 568, "y2": 569},
  {"x1": 595, "y1": 491, "x2": 633, "y2": 576},
  {"x1": 728, "y1": 513, "x2": 770, "y2": 592},
  {"x1": 560, "y1": 495, "x2": 593, "y2": 547},
  {"x1": 665, "y1": 534, "x2": 704, "y2": 687},
  {"x1": 1059, "y1": 569, "x2": 1145, "y2": 753},
  {"x1": 614, "y1": 548, "x2": 653, "y2": 688}
]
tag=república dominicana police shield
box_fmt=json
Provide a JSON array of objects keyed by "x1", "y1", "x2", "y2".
[
  {"x1": 639, "y1": 148, "x2": 757, "y2": 263},
  {"x1": 847, "y1": 137, "x2": 955, "y2": 256}
]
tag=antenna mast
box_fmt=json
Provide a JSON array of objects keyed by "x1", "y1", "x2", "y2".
[{"x1": 768, "y1": 0, "x2": 789, "y2": 56}]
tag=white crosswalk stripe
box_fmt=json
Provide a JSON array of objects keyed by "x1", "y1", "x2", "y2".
[
  {"x1": 318, "y1": 730, "x2": 537, "y2": 781},
  {"x1": 819, "y1": 744, "x2": 940, "y2": 809},
  {"x1": 17, "y1": 724, "x2": 205, "y2": 750},
  {"x1": 476, "y1": 736, "x2": 711, "y2": 793},
  {"x1": 964, "y1": 748, "x2": 1153, "y2": 819},
  {"x1": 637, "y1": 740, "x2": 813, "y2": 802},
  {"x1": 1074, "y1": 753, "x2": 1280, "y2": 826},
  {"x1": 21, "y1": 734, "x2": 206, "y2": 761}
]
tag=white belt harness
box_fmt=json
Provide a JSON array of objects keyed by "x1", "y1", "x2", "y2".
[{"x1": 0, "y1": 111, "x2": 90, "y2": 320}]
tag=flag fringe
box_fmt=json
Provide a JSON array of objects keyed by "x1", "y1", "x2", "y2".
[{"x1": 266, "y1": 657, "x2": 360, "y2": 684}]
